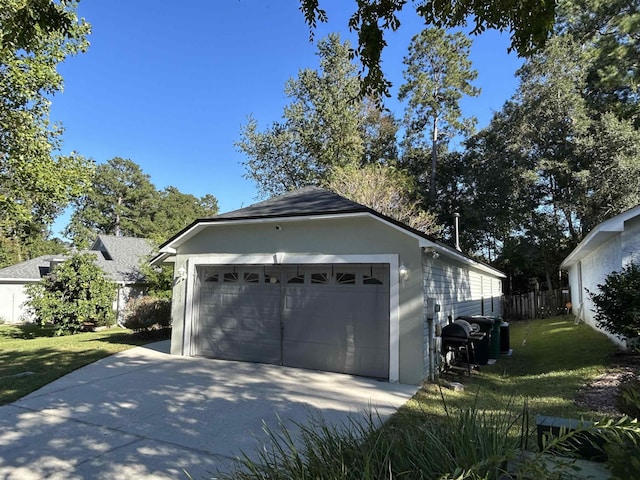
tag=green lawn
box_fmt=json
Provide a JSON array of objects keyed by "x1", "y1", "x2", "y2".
[
  {"x1": 0, "y1": 324, "x2": 168, "y2": 405},
  {"x1": 215, "y1": 317, "x2": 626, "y2": 479},
  {"x1": 394, "y1": 316, "x2": 618, "y2": 428}
]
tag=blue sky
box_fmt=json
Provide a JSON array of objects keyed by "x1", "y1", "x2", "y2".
[{"x1": 50, "y1": 1, "x2": 523, "y2": 236}]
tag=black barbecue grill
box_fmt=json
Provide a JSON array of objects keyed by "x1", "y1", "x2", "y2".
[{"x1": 441, "y1": 319, "x2": 486, "y2": 375}]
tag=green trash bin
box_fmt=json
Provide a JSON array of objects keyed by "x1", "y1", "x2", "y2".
[{"x1": 488, "y1": 316, "x2": 502, "y2": 360}]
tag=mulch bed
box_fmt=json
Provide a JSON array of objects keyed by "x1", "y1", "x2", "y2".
[{"x1": 575, "y1": 350, "x2": 640, "y2": 416}]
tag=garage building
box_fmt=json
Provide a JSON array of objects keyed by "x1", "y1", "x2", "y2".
[{"x1": 152, "y1": 187, "x2": 505, "y2": 385}]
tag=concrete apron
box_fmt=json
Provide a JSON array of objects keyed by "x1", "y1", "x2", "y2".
[{"x1": 0, "y1": 341, "x2": 418, "y2": 479}]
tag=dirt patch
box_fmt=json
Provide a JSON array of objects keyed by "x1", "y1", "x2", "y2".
[{"x1": 575, "y1": 351, "x2": 640, "y2": 416}]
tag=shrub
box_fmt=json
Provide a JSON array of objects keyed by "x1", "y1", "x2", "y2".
[
  {"x1": 123, "y1": 296, "x2": 171, "y2": 332},
  {"x1": 619, "y1": 379, "x2": 640, "y2": 419},
  {"x1": 25, "y1": 253, "x2": 116, "y2": 335},
  {"x1": 589, "y1": 262, "x2": 640, "y2": 345}
]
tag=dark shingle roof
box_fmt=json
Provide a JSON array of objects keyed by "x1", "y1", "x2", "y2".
[
  {"x1": 153, "y1": 187, "x2": 505, "y2": 278},
  {"x1": 214, "y1": 186, "x2": 369, "y2": 220}
]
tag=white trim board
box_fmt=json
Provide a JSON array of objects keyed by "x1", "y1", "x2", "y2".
[{"x1": 181, "y1": 253, "x2": 400, "y2": 383}]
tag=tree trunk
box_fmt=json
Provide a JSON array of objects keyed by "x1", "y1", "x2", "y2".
[
  {"x1": 431, "y1": 115, "x2": 438, "y2": 202},
  {"x1": 115, "y1": 195, "x2": 122, "y2": 237},
  {"x1": 545, "y1": 270, "x2": 553, "y2": 291}
]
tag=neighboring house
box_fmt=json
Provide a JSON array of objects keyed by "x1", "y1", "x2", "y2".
[
  {"x1": 0, "y1": 235, "x2": 154, "y2": 325},
  {"x1": 152, "y1": 187, "x2": 505, "y2": 385},
  {"x1": 560, "y1": 204, "x2": 640, "y2": 347}
]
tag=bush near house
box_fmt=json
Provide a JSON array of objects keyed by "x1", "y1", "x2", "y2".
[
  {"x1": 25, "y1": 253, "x2": 116, "y2": 335},
  {"x1": 590, "y1": 262, "x2": 640, "y2": 347},
  {"x1": 123, "y1": 296, "x2": 171, "y2": 332}
]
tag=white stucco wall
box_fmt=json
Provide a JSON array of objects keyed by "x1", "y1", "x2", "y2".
[{"x1": 0, "y1": 282, "x2": 36, "y2": 324}]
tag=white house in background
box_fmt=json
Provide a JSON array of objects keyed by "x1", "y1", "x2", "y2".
[
  {"x1": 0, "y1": 235, "x2": 153, "y2": 325},
  {"x1": 560, "y1": 204, "x2": 640, "y2": 346},
  {"x1": 151, "y1": 187, "x2": 505, "y2": 385}
]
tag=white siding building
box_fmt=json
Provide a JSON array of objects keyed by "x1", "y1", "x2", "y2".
[{"x1": 560, "y1": 205, "x2": 640, "y2": 346}]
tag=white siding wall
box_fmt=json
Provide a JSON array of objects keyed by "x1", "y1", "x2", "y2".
[
  {"x1": 622, "y1": 215, "x2": 640, "y2": 267},
  {"x1": 0, "y1": 282, "x2": 36, "y2": 324},
  {"x1": 421, "y1": 253, "x2": 503, "y2": 377},
  {"x1": 568, "y1": 235, "x2": 623, "y2": 346}
]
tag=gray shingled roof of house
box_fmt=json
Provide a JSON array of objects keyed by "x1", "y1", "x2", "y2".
[
  {"x1": 91, "y1": 235, "x2": 154, "y2": 283},
  {"x1": 0, "y1": 255, "x2": 66, "y2": 281},
  {"x1": 0, "y1": 235, "x2": 153, "y2": 283}
]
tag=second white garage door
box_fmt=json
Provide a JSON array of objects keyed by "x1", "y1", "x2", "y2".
[{"x1": 193, "y1": 264, "x2": 390, "y2": 379}]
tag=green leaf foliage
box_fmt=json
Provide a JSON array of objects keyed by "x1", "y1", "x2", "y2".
[
  {"x1": 25, "y1": 253, "x2": 117, "y2": 335},
  {"x1": 65, "y1": 158, "x2": 219, "y2": 247},
  {"x1": 589, "y1": 262, "x2": 640, "y2": 343},
  {"x1": 299, "y1": 0, "x2": 555, "y2": 98},
  {"x1": 0, "y1": 0, "x2": 93, "y2": 236},
  {"x1": 557, "y1": 0, "x2": 639, "y2": 124},
  {"x1": 237, "y1": 34, "x2": 399, "y2": 198},
  {"x1": 449, "y1": 24, "x2": 640, "y2": 289},
  {"x1": 0, "y1": 1, "x2": 93, "y2": 265},
  {"x1": 399, "y1": 27, "x2": 479, "y2": 202}
]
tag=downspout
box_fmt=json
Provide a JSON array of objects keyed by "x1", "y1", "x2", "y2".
[{"x1": 427, "y1": 316, "x2": 436, "y2": 381}]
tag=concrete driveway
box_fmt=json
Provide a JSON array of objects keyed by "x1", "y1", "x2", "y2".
[{"x1": 0, "y1": 341, "x2": 418, "y2": 479}]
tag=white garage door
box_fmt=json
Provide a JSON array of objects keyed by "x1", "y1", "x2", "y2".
[{"x1": 193, "y1": 264, "x2": 390, "y2": 378}]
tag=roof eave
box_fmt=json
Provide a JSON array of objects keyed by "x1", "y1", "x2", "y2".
[
  {"x1": 560, "y1": 221, "x2": 627, "y2": 269},
  {"x1": 0, "y1": 278, "x2": 41, "y2": 283},
  {"x1": 155, "y1": 211, "x2": 505, "y2": 277}
]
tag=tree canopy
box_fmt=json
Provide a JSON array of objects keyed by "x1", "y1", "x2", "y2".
[
  {"x1": 237, "y1": 33, "x2": 399, "y2": 198},
  {"x1": 328, "y1": 163, "x2": 439, "y2": 235},
  {"x1": 299, "y1": 0, "x2": 556, "y2": 97},
  {"x1": 65, "y1": 158, "x2": 219, "y2": 247},
  {"x1": 399, "y1": 27, "x2": 479, "y2": 202},
  {"x1": 0, "y1": 0, "x2": 93, "y2": 265}
]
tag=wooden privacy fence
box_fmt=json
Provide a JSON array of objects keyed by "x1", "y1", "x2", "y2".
[{"x1": 503, "y1": 289, "x2": 572, "y2": 320}]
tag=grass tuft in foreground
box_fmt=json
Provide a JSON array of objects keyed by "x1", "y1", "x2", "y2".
[
  {"x1": 216, "y1": 397, "x2": 640, "y2": 479},
  {"x1": 211, "y1": 317, "x2": 632, "y2": 479}
]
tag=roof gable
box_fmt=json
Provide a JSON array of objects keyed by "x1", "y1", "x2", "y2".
[
  {"x1": 153, "y1": 187, "x2": 504, "y2": 278},
  {"x1": 561, "y1": 204, "x2": 640, "y2": 268},
  {"x1": 215, "y1": 186, "x2": 368, "y2": 220},
  {"x1": 90, "y1": 235, "x2": 154, "y2": 283}
]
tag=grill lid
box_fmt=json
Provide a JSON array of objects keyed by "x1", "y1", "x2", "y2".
[{"x1": 441, "y1": 319, "x2": 472, "y2": 339}]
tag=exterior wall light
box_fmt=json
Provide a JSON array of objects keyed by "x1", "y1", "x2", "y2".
[
  {"x1": 399, "y1": 264, "x2": 409, "y2": 282},
  {"x1": 425, "y1": 247, "x2": 440, "y2": 259},
  {"x1": 177, "y1": 266, "x2": 187, "y2": 281}
]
